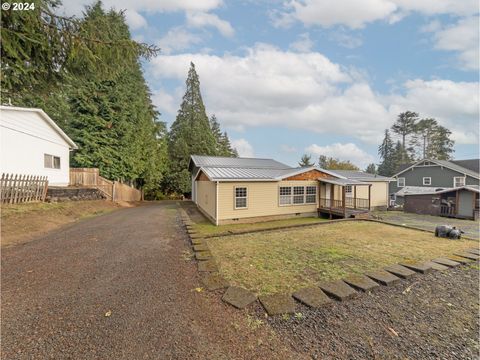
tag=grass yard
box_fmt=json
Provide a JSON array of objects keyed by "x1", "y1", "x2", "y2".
[
  {"x1": 207, "y1": 221, "x2": 479, "y2": 295},
  {"x1": 191, "y1": 217, "x2": 327, "y2": 237}
]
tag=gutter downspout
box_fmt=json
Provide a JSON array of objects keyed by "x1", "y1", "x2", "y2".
[{"x1": 215, "y1": 181, "x2": 219, "y2": 226}]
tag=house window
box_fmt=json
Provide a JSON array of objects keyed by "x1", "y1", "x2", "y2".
[
  {"x1": 423, "y1": 177, "x2": 431, "y2": 185},
  {"x1": 345, "y1": 185, "x2": 353, "y2": 197},
  {"x1": 44, "y1": 154, "x2": 61, "y2": 169},
  {"x1": 453, "y1": 177, "x2": 465, "y2": 187},
  {"x1": 234, "y1": 187, "x2": 247, "y2": 209},
  {"x1": 279, "y1": 185, "x2": 317, "y2": 205},
  {"x1": 306, "y1": 186, "x2": 317, "y2": 204},
  {"x1": 279, "y1": 186, "x2": 292, "y2": 205},
  {"x1": 293, "y1": 186, "x2": 305, "y2": 204},
  {"x1": 397, "y1": 177, "x2": 405, "y2": 187}
]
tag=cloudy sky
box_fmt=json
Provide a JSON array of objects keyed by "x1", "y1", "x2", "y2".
[{"x1": 60, "y1": 0, "x2": 479, "y2": 168}]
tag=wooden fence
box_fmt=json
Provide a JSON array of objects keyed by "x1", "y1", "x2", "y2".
[
  {"x1": 69, "y1": 168, "x2": 142, "y2": 202},
  {"x1": 0, "y1": 174, "x2": 48, "y2": 204}
]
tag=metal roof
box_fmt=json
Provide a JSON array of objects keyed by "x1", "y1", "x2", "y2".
[
  {"x1": 190, "y1": 155, "x2": 290, "y2": 169},
  {"x1": 402, "y1": 185, "x2": 480, "y2": 196},
  {"x1": 319, "y1": 178, "x2": 370, "y2": 186},
  {"x1": 395, "y1": 186, "x2": 450, "y2": 197},
  {"x1": 331, "y1": 170, "x2": 394, "y2": 182}
]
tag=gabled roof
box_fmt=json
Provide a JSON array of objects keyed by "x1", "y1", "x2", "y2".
[
  {"x1": 0, "y1": 105, "x2": 78, "y2": 149},
  {"x1": 332, "y1": 170, "x2": 394, "y2": 182},
  {"x1": 450, "y1": 159, "x2": 479, "y2": 174},
  {"x1": 393, "y1": 158, "x2": 479, "y2": 179},
  {"x1": 189, "y1": 155, "x2": 290, "y2": 171}
]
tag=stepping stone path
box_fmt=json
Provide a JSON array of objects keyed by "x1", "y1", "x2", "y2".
[
  {"x1": 259, "y1": 294, "x2": 296, "y2": 315},
  {"x1": 424, "y1": 261, "x2": 449, "y2": 271},
  {"x1": 467, "y1": 248, "x2": 480, "y2": 255},
  {"x1": 193, "y1": 244, "x2": 209, "y2": 252},
  {"x1": 454, "y1": 252, "x2": 479, "y2": 261},
  {"x1": 222, "y1": 286, "x2": 256, "y2": 309},
  {"x1": 446, "y1": 255, "x2": 474, "y2": 264},
  {"x1": 292, "y1": 287, "x2": 331, "y2": 307},
  {"x1": 201, "y1": 273, "x2": 229, "y2": 291},
  {"x1": 198, "y1": 260, "x2": 218, "y2": 272},
  {"x1": 366, "y1": 270, "x2": 400, "y2": 286},
  {"x1": 191, "y1": 238, "x2": 205, "y2": 245},
  {"x1": 431, "y1": 258, "x2": 461, "y2": 267},
  {"x1": 399, "y1": 261, "x2": 432, "y2": 274},
  {"x1": 384, "y1": 264, "x2": 416, "y2": 279},
  {"x1": 195, "y1": 251, "x2": 213, "y2": 261},
  {"x1": 343, "y1": 275, "x2": 379, "y2": 292},
  {"x1": 319, "y1": 281, "x2": 357, "y2": 301}
]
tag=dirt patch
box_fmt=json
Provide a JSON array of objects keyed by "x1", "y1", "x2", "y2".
[
  {"x1": 207, "y1": 221, "x2": 478, "y2": 294},
  {"x1": 1, "y1": 200, "x2": 124, "y2": 247}
]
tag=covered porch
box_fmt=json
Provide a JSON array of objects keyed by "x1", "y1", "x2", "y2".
[{"x1": 318, "y1": 178, "x2": 372, "y2": 218}]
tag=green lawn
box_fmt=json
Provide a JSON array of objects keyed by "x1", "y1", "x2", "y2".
[
  {"x1": 191, "y1": 216, "x2": 327, "y2": 237},
  {"x1": 206, "y1": 221, "x2": 479, "y2": 295}
]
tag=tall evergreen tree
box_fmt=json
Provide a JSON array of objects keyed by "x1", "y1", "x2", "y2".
[
  {"x1": 410, "y1": 118, "x2": 454, "y2": 160},
  {"x1": 391, "y1": 111, "x2": 418, "y2": 161},
  {"x1": 365, "y1": 163, "x2": 376, "y2": 174},
  {"x1": 377, "y1": 129, "x2": 396, "y2": 176},
  {"x1": 209, "y1": 114, "x2": 237, "y2": 157},
  {"x1": 298, "y1": 154, "x2": 314, "y2": 167},
  {"x1": 167, "y1": 62, "x2": 217, "y2": 194}
]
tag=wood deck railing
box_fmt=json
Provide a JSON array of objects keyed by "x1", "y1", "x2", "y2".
[
  {"x1": 440, "y1": 205, "x2": 455, "y2": 217},
  {"x1": 319, "y1": 197, "x2": 369, "y2": 210}
]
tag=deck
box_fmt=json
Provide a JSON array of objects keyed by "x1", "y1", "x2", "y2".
[{"x1": 318, "y1": 198, "x2": 370, "y2": 218}]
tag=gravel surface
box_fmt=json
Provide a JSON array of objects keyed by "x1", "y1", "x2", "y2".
[
  {"x1": 1, "y1": 201, "x2": 299, "y2": 360},
  {"x1": 266, "y1": 265, "x2": 480, "y2": 359}
]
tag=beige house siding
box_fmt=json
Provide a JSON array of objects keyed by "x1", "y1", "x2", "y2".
[
  {"x1": 354, "y1": 182, "x2": 388, "y2": 207},
  {"x1": 217, "y1": 180, "x2": 318, "y2": 221},
  {"x1": 196, "y1": 180, "x2": 217, "y2": 221}
]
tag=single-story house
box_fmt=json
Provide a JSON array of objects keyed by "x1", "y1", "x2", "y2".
[
  {"x1": 403, "y1": 185, "x2": 479, "y2": 221},
  {"x1": 189, "y1": 155, "x2": 393, "y2": 225},
  {"x1": 0, "y1": 106, "x2": 78, "y2": 186},
  {"x1": 390, "y1": 158, "x2": 479, "y2": 205}
]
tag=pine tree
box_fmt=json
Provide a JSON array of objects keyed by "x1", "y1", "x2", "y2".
[
  {"x1": 391, "y1": 111, "x2": 418, "y2": 162},
  {"x1": 410, "y1": 118, "x2": 454, "y2": 160},
  {"x1": 209, "y1": 115, "x2": 236, "y2": 157},
  {"x1": 377, "y1": 129, "x2": 396, "y2": 176},
  {"x1": 298, "y1": 154, "x2": 314, "y2": 167},
  {"x1": 365, "y1": 163, "x2": 376, "y2": 174},
  {"x1": 167, "y1": 62, "x2": 217, "y2": 194}
]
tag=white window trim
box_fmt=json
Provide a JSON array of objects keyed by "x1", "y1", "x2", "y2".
[
  {"x1": 397, "y1": 177, "x2": 405, "y2": 187},
  {"x1": 234, "y1": 186, "x2": 248, "y2": 210},
  {"x1": 453, "y1": 176, "x2": 466, "y2": 188},
  {"x1": 44, "y1": 153, "x2": 61, "y2": 170},
  {"x1": 345, "y1": 185, "x2": 353, "y2": 197},
  {"x1": 423, "y1": 177, "x2": 431, "y2": 185},
  {"x1": 278, "y1": 185, "x2": 317, "y2": 206}
]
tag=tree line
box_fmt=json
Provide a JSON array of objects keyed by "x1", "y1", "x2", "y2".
[
  {"x1": 298, "y1": 111, "x2": 454, "y2": 176},
  {"x1": 1, "y1": 1, "x2": 236, "y2": 197}
]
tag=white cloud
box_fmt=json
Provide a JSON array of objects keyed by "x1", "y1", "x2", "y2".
[
  {"x1": 290, "y1": 33, "x2": 314, "y2": 52},
  {"x1": 281, "y1": 144, "x2": 297, "y2": 153},
  {"x1": 151, "y1": 88, "x2": 178, "y2": 116},
  {"x1": 431, "y1": 16, "x2": 479, "y2": 70},
  {"x1": 306, "y1": 143, "x2": 375, "y2": 168},
  {"x1": 277, "y1": 0, "x2": 478, "y2": 29},
  {"x1": 186, "y1": 12, "x2": 235, "y2": 37},
  {"x1": 157, "y1": 27, "x2": 203, "y2": 54},
  {"x1": 231, "y1": 138, "x2": 254, "y2": 157},
  {"x1": 329, "y1": 30, "x2": 363, "y2": 49},
  {"x1": 149, "y1": 45, "x2": 479, "y2": 145},
  {"x1": 124, "y1": 10, "x2": 148, "y2": 30}
]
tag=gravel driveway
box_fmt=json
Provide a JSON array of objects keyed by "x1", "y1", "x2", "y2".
[{"x1": 1, "y1": 201, "x2": 298, "y2": 359}]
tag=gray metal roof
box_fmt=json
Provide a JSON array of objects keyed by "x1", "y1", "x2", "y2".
[
  {"x1": 332, "y1": 170, "x2": 394, "y2": 181},
  {"x1": 402, "y1": 185, "x2": 480, "y2": 196},
  {"x1": 394, "y1": 158, "x2": 480, "y2": 179},
  {"x1": 201, "y1": 167, "x2": 295, "y2": 181},
  {"x1": 319, "y1": 178, "x2": 370, "y2": 186},
  {"x1": 395, "y1": 186, "x2": 451, "y2": 197},
  {"x1": 190, "y1": 155, "x2": 290, "y2": 169}
]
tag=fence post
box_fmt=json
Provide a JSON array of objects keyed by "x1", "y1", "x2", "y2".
[{"x1": 112, "y1": 181, "x2": 116, "y2": 202}]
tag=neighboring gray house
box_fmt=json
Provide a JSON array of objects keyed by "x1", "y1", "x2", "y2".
[{"x1": 390, "y1": 159, "x2": 480, "y2": 205}]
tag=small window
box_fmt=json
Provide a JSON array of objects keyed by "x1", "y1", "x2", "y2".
[
  {"x1": 305, "y1": 186, "x2": 317, "y2": 204},
  {"x1": 44, "y1": 154, "x2": 60, "y2": 169},
  {"x1": 397, "y1": 177, "x2": 405, "y2": 187},
  {"x1": 453, "y1": 177, "x2": 465, "y2": 187},
  {"x1": 279, "y1": 186, "x2": 292, "y2": 205},
  {"x1": 345, "y1": 185, "x2": 353, "y2": 196},
  {"x1": 423, "y1": 177, "x2": 431, "y2": 185},
  {"x1": 235, "y1": 187, "x2": 247, "y2": 209},
  {"x1": 293, "y1": 186, "x2": 305, "y2": 204}
]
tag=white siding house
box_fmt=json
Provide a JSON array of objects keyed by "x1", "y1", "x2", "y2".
[{"x1": 0, "y1": 106, "x2": 78, "y2": 186}]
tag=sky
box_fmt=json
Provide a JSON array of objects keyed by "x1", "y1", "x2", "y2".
[{"x1": 59, "y1": 0, "x2": 479, "y2": 168}]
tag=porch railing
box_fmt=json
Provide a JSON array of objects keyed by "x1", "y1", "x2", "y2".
[
  {"x1": 440, "y1": 205, "x2": 455, "y2": 217},
  {"x1": 319, "y1": 197, "x2": 369, "y2": 210}
]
